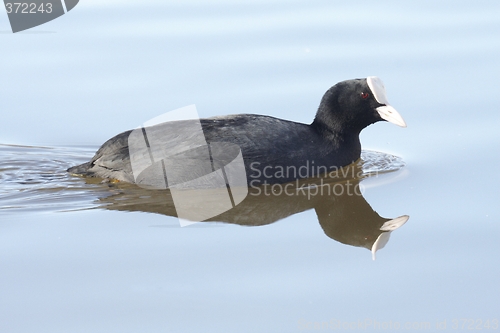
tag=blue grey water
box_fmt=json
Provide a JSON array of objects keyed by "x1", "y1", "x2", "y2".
[{"x1": 1, "y1": 1, "x2": 499, "y2": 332}]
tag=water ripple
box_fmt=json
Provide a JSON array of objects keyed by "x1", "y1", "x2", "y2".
[{"x1": 0, "y1": 144, "x2": 405, "y2": 215}]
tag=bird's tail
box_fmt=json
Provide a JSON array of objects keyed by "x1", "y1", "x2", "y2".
[{"x1": 67, "y1": 162, "x2": 92, "y2": 176}]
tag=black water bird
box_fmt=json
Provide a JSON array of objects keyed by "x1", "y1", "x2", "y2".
[{"x1": 68, "y1": 77, "x2": 406, "y2": 186}]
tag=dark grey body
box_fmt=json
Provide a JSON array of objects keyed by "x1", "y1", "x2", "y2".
[
  {"x1": 68, "y1": 78, "x2": 399, "y2": 185},
  {"x1": 68, "y1": 114, "x2": 360, "y2": 184},
  {"x1": 202, "y1": 115, "x2": 361, "y2": 184}
]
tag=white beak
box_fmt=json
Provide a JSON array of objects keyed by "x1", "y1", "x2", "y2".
[
  {"x1": 367, "y1": 76, "x2": 407, "y2": 128},
  {"x1": 376, "y1": 105, "x2": 407, "y2": 128}
]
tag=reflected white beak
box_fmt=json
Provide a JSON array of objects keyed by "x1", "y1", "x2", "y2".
[
  {"x1": 371, "y1": 215, "x2": 409, "y2": 260},
  {"x1": 371, "y1": 232, "x2": 391, "y2": 261},
  {"x1": 380, "y1": 215, "x2": 409, "y2": 231},
  {"x1": 376, "y1": 105, "x2": 407, "y2": 128}
]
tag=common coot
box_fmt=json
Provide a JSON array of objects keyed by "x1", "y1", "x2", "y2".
[{"x1": 68, "y1": 76, "x2": 406, "y2": 186}]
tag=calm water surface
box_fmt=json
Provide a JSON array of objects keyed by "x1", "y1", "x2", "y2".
[{"x1": 1, "y1": 1, "x2": 499, "y2": 332}]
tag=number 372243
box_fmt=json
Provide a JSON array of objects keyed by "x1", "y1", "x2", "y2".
[{"x1": 5, "y1": 3, "x2": 53, "y2": 14}]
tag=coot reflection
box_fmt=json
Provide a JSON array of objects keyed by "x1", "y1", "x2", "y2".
[{"x1": 96, "y1": 159, "x2": 408, "y2": 260}]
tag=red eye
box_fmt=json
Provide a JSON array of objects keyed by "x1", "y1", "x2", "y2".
[{"x1": 361, "y1": 92, "x2": 369, "y2": 99}]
